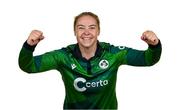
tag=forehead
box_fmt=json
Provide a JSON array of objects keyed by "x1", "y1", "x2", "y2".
[{"x1": 76, "y1": 15, "x2": 97, "y2": 25}]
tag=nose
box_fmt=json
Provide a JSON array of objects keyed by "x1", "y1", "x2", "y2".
[{"x1": 84, "y1": 29, "x2": 90, "y2": 35}]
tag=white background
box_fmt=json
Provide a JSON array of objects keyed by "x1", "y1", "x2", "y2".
[{"x1": 0, "y1": 0, "x2": 180, "y2": 110}]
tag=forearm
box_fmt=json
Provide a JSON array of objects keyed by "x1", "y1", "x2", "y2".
[
  {"x1": 19, "y1": 40, "x2": 63, "y2": 73},
  {"x1": 144, "y1": 40, "x2": 162, "y2": 66},
  {"x1": 18, "y1": 41, "x2": 38, "y2": 73},
  {"x1": 125, "y1": 40, "x2": 162, "y2": 66}
]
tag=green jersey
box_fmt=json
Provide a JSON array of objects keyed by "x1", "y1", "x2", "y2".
[{"x1": 19, "y1": 41, "x2": 162, "y2": 109}]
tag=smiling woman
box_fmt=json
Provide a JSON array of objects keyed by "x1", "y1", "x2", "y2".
[{"x1": 18, "y1": 12, "x2": 162, "y2": 109}]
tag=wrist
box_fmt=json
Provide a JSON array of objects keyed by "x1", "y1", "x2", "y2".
[
  {"x1": 23, "y1": 40, "x2": 37, "y2": 52},
  {"x1": 148, "y1": 39, "x2": 161, "y2": 49}
]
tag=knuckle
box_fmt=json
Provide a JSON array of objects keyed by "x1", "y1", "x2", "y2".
[{"x1": 32, "y1": 30, "x2": 42, "y2": 35}]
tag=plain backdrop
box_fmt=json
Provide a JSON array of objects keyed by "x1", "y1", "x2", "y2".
[{"x1": 0, "y1": 0, "x2": 180, "y2": 110}]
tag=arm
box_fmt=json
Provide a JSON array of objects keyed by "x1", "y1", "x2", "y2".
[
  {"x1": 121, "y1": 30, "x2": 162, "y2": 66},
  {"x1": 125, "y1": 41, "x2": 162, "y2": 66},
  {"x1": 18, "y1": 30, "x2": 60, "y2": 73}
]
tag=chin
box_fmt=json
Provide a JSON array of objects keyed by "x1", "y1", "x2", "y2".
[
  {"x1": 78, "y1": 39, "x2": 97, "y2": 48},
  {"x1": 81, "y1": 43, "x2": 93, "y2": 48}
]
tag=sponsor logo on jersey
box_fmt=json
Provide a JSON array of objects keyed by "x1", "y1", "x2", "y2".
[
  {"x1": 118, "y1": 46, "x2": 125, "y2": 50},
  {"x1": 99, "y1": 59, "x2": 109, "y2": 69},
  {"x1": 71, "y1": 64, "x2": 76, "y2": 70},
  {"x1": 73, "y1": 77, "x2": 109, "y2": 92}
]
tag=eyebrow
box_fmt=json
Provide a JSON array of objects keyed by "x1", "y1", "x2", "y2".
[
  {"x1": 77, "y1": 24, "x2": 97, "y2": 27},
  {"x1": 77, "y1": 24, "x2": 85, "y2": 27},
  {"x1": 89, "y1": 24, "x2": 96, "y2": 27}
]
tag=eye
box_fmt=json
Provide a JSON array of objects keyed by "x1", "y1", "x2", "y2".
[
  {"x1": 78, "y1": 27, "x2": 85, "y2": 30},
  {"x1": 89, "y1": 26, "x2": 96, "y2": 29}
]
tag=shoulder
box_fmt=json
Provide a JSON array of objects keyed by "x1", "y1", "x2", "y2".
[
  {"x1": 46, "y1": 44, "x2": 76, "y2": 56},
  {"x1": 99, "y1": 42, "x2": 128, "y2": 54},
  {"x1": 55, "y1": 44, "x2": 76, "y2": 54}
]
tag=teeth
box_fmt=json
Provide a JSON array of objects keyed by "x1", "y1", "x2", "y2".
[{"x1": 83, "y1": 38, "x2": 90, "y2": 40}]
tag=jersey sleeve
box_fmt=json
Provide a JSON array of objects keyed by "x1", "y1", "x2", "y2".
[
  {"x1": 18, "y1": 41, "x2": 63, "y2": 73},
  {"x1": 115, "y1": 41, "x2": 162, "y2": 66}
]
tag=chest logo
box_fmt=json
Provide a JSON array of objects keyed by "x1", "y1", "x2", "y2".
[
  {"x1": 71, "y1": 64, "x2": 76, "y2": 70},
  {"x1": 99, "y1": 59, "x2": 109, "y2": 69},
  {"x1": 74, "y1": 77, "x2": 109, "y2": 92}
]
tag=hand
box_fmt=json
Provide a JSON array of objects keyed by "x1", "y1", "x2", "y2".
[
  {"x1": 27, "y1": 30, "x2": 44, "y2": 46},
  {"x1": 141, "y1": 30, "x2": 159, "y2": 45}
]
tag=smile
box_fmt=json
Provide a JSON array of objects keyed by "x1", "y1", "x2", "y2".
[{"x1": 83, "y1": 37, "x2": 91, "y2": 40}]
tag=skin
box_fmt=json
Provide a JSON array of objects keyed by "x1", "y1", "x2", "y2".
[
  {"x1": 74, "y1": 15, "x2": 100, "y2": 60},
  {"x1": 27, "y1": 16, "x2": 159, "y2": 60},
  {"x1": 27, "y1": 30, "x2": 44, "y2": 46},
  {"x1": 141, "y1": 30, "x2": 159, "y2": 45}
]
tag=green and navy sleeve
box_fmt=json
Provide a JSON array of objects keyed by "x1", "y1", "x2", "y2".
[
  {"x1": 115, "y1": 41, "x2": 162, "y2": 66},
  {"x1": 18, "y1": 41, "x2": 63, "y2": 73}
]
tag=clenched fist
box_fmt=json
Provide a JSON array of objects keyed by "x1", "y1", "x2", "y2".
[
  {"x1": 27, "y1": 30, "x2": 44, "y2": 46},
  {"x1": 141, "y1": 30, "x2": 159, "y2": 46}
]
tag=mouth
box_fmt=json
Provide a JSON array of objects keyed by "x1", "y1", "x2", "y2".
[
  {"x1": 82, "y1": 37, "x2": 91, "y2": 40},
  {"x1": 81, "y1": 36, "x2": 93, "y2": 40}
]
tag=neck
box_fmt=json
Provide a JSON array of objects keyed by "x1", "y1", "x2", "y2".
[{"x1": 78, "y1": 43, "x2": 97, "y2": 60}]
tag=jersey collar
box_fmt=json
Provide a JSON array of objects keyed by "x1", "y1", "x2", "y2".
[{"x1": 73, "y1": 41, "x2": 103, "y2": 62}]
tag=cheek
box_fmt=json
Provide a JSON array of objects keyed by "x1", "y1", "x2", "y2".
[
  {"x1": 93, "y1": 29, "x2": 100, "y2": 35},
  {"x1": 76, "y1": 30, "x2": 83, "y2": 36},
  {"x1": 96, "y1": 31, "x2": 100, "y2": 36},
  {"x1": 75, "y1": 31, "x2": 80, "y2": 37},
  {"x1": 75, "y1": 33, "x2": 82, "y2": 41},
  {"x1": 94, "y1": 31, "x2": 100, "y2": 37}
]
